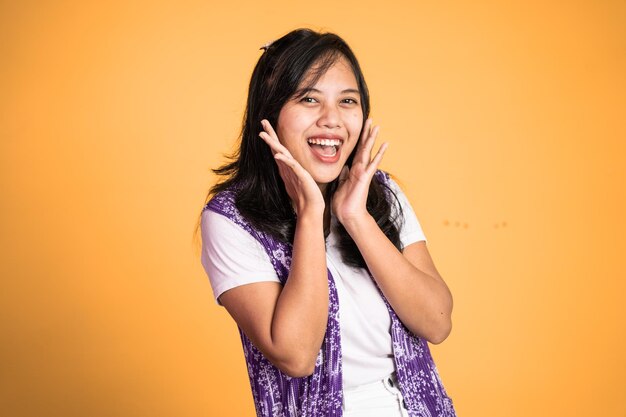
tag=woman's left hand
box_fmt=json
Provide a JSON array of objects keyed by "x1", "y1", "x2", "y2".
[{"x1": 332, "y1": 119, "x2": 388, "y2": 227}]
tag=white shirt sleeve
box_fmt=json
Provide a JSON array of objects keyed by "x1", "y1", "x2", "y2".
[
  {"x1": 386, "y1": 177, "x2": 427, "y2": 248},
  {"x1": 200, "y1": 209, "x2": 280, "y2": 305}
]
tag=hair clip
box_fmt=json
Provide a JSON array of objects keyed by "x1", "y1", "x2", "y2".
[{"x1": 260, "y1": 39, "x2": 275, "y2": 52}]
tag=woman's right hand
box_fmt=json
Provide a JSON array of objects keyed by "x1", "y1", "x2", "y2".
[{"x1": 259, "y1": 119, "x2": 325, "y2": 214}]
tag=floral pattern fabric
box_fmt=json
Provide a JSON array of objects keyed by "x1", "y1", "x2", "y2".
[{"x1": 204, "y1": 171, "x2": 456, "y2": 417}]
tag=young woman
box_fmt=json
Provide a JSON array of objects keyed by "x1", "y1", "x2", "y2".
[{"x1": 200, "y1": 28, "x2": 456, "y2": 417}]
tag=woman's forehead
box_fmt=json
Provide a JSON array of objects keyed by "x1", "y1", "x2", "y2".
[{"x1": 299, "y1": 56, "x2": 357, "y2": 89}]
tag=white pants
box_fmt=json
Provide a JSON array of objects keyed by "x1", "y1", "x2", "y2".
[{"x1": 342, "y1": 373, "x2": 410, "y2": 417}]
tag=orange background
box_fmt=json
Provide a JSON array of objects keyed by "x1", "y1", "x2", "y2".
[{"x1": 1, "y1": 1, "x2": 625, "y2": 416}]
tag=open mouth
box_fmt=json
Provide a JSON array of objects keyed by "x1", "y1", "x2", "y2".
[{"x1": 307, "y1": 138, "x2": 342, "y2": 157}]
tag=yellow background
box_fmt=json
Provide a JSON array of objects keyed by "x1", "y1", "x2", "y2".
[{"x1": 1, "y1": 0, "x2": 625, "y2": 416}]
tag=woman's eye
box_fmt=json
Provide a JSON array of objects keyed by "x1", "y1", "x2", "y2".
[
  {"x1": 342, "y1": 98, "x2": 358, "y2": 105},
  {"x1": 301, "y1": 97, "x2": 317, "y2": 103}
]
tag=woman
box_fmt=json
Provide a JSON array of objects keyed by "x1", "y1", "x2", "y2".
[{"x1": 200, "y1": 28, "x2": 456, "y2": 417}]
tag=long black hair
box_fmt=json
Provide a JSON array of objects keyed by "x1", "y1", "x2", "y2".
[{"x1": 206, "y1": 28, "x2": 402, "y2": 268}]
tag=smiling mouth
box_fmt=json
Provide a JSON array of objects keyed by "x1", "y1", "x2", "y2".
[{"x1": 307, "y1": 138, "x2": 342, "y2": 157}]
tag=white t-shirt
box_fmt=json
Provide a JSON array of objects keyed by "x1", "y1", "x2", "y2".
[{"x1": 200, "y1": 178, "x2": 426, "y2": 389}]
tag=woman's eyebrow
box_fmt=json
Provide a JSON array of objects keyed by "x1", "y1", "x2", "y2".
[{"x1": 298, "y1": 87, "x2": 361, "y2": 95}]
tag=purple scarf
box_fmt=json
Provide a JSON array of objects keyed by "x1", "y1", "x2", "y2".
[{"x1": 205, "y1": 172, "x2": 456, "y2": 417}]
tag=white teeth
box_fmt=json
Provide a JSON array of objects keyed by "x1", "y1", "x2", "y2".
[{"x1": 307, "y1": 138, "x2": 342, "y2": 146}]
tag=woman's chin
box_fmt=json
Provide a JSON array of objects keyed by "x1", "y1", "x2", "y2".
[{"x1": 312, "y1": 171, "x2": 341, "y2": 188}]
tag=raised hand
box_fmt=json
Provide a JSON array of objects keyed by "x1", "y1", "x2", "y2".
[
  {"x1": 332, "y1": 119, "x2": 388, "y2": 226},
  {"x1": 258, "y1": 119, "x2": 325, "y2": 215}
]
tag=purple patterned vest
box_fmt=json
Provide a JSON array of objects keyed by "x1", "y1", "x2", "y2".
[{"x1": 204, "y1": 172, "x2": 456, "y2": 417}]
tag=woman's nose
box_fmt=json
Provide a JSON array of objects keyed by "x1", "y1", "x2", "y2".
[{"x1": 317, "y1": 104, "x2": 341, "y2": 128}]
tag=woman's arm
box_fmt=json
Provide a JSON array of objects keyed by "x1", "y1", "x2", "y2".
[
  {"x1": 219, "y1": 208, "x2": 328, "y2": 377},
  {"x1": 341, "y1": 217, "x2": 453, "y2": 344},
  {"x1": 333, "y1": 120, "x2": 452, "y2": 343},
  {"x1": 219, "y1": 120, "x2": 328, "y2": 377}
]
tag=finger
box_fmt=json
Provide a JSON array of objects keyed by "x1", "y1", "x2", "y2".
[
  {"x1": 261, "y1": 119, "x2": 279, "y2": 138},
  {"x1": 260, "y1": 119, "x2": 294, "y2": 157},
  {"x1": 365, "y1": 142, "x2": 389, "y2": 176},
  {"x1": 357, "y1": 119, "x2": 373, "y2": 155},
  {"x1": 273, "y1": 154, "x2": 298, "y2": 183},
  {"x1": 259, "y1": 131, "x2": 293, "y2": 158},
  {"x1": 357, "y1": 120, "x2": 378, "y2": 165},
  {"x1": 359, "y1": 118, "x2": 373, "y2": 142},
  {"x1": 360, "y1": 125, "x2": 380, "y2": 167},
  {"x1": 274, "y1": 153, "x2": 296, "y2": 168},
  {"x1": 274, "y1": 154, "x2": 313, "y2": 191},
  {"x1": 274, "y1": 153, "x2": 307, "y2": 177},
  {"x1": 364, "y1": 125, "x2": 380, "y2": 154},
  {"x1": 261, "y1": 119, "x2": 286, "y2": 149},
  {"x1": 258, "y1": 131, "x2": 280, "y2": 154}
]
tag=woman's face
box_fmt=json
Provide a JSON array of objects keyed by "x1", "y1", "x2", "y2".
[{"x1": 276, "y1": 56, "x2": 363, "y2": 189}]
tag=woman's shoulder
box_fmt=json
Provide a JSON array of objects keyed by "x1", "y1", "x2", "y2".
[
  {"x1": 374, "y1": 169, "x2": 391, "y2": 183},
  {"x1": 202, "y1": 185, "x2": 259, "y2": 239},
  {"x1": 203, "y1": 185, "x2": 239, "y2": 215},
  {"x1": 374, "y1": 170, "x2": 404, "y2": 197}
]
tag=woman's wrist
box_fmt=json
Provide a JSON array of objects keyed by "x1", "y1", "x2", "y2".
[
  {"x1": 295, "y1": 205, "x2": 325, "y2": 225},
  {"x1": 339, "y1": 211, "x2": 376, "y2": 236}
]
